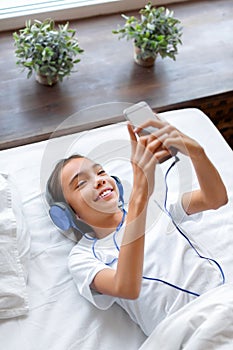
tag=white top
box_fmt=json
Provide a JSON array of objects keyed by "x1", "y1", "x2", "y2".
[{"x1": 68, "y1": 198, "x2": 223, "y2": 336}]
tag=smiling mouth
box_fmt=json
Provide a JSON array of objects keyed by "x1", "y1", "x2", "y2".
[{"x1": 95, "y1": 188, "x2": 113, "y2": 201}]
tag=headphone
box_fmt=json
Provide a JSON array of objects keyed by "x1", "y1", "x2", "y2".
[{"x1": 46, "y1": 175, "x2": 124, "y2": 234}]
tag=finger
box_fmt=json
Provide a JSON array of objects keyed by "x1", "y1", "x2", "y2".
[
  {"x1": 147, "y1": 148, "x2": 171, "y2": 165},
  {"x1": 147, "y1": 126, "x2": 183, "y2": 152},
  {"x1": 156, "y1": 149, "x2": 173, "y2": 163},
  {"x1": 138, "y1": 137, "x2": 166, "y2": 167},
  {"x1": 127, "y1": 122, "x2": 137, "y2": 155},
  {"x1": 127, "y1": 122, "x2": 137, "y2": 140},
  {"x1": 151, "y1": 124, "x2": 174, "y2": 139},
  {"x1": 134, "y1": 118, "x2": 169, "y2": 135},
  {"x1": 136, "y1": 124, "x2": 173, "y2": 144},
  {"x1": 163, "y1": 136, "x2": 187, "y2": 155},
  {"x1": 142, "y1": 131, "x2": 169, "y2": 149},
  {"x1": 134, "y1": 135, "x2": 148, "y2": 163},
  {"x1": 147, "y1": 137, "x2": 163, "y2": 153}
]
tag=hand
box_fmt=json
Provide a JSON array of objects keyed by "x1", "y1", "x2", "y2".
[
  {"x1": 127, "y1": 122, "x2": 169, "y2": 199},
  {"x1": 131, "y1": 117, "x2": 228, "y2": 216},
  {"x1": 134, "y1": 118, "x2": 203, "y2": 159}
]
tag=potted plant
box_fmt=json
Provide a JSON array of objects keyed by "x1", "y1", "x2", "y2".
[
  {"x1": 13, "y1": 19, "x2": 84, "y2": 86},
  {"x1": 112, "y1": 2, "x2": 183, "y2": 67}
]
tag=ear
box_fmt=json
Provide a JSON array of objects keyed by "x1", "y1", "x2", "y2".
[{"x1": 75, "y1": 212, "x2": 82, "y2": 220}]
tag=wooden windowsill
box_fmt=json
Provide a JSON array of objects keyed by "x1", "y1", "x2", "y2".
[{"x1": 0, "y1": 0, "x2": 232, "y2": 150}]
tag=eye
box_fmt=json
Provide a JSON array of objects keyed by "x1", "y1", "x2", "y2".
[
  {"x1": 75, "y1": 180, "x2": 86, "y2": 189},
  {"x1": 98, "y1": 169, "x2": 106, "y2": 175}
]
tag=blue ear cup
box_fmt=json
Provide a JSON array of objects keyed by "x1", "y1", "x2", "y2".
[
  {"x1": 49, "y1": 202, "x2": 77, "y2": 231},
  {"x1": 47, "y1": 176, "x2": 124, "y2": 233},
  {"x1": 49, "y1": 202, "x2": 93, "y2": 234}
]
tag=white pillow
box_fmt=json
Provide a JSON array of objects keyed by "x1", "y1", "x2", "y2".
[{"x1": 0, "y1": 172, "x2": 30, "y2": 318}]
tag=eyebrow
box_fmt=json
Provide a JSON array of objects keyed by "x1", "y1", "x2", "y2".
[{"x1": 68, "y1": 163, "x2": 101, "y2": 187}]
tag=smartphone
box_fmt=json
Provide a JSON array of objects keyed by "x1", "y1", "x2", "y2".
[
  {"x1": 123, "y1": 101, "x2": 177, "y2": 162},
  {"x1": 123, "y1": 101, "x2": 160, "y2": 136}
]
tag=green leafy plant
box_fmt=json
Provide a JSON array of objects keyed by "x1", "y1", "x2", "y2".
[
  {"x1": 13, "y1": 19, "x2": 84, "y2": 85},
  {"x1": 112, "y1": 2, "x2": 183, "y2": 62}
]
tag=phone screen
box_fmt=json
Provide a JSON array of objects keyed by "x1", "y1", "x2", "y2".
[
  {"x1": 123, "y1": 102, "x2": 177, "y2": 162},
  {"x1": 123, "y1": 101, "x2": 159, "y2": 135}
]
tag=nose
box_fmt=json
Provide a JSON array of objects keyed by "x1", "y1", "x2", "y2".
[{"x1": 95, "y1": 176, "x2": 106, "y2": 188}]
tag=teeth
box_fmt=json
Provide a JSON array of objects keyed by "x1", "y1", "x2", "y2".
[{"x1": 100, "y1": 189, "x2": 111, "y2": 198}]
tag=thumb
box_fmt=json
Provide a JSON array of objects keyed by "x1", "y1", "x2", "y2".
[{"x1": 127, "y1": 122, "x2": 137, "y2": 155}]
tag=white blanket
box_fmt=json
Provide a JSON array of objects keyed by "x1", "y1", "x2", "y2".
[
  {"x1": 140, "y1": 284, "x2": 233, "y2": 350},
  {"x1": 0, "y1": 107, "x2": 232, "y2": 350}
]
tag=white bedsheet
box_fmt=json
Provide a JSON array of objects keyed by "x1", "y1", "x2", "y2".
[{"x1": 0, "y1": 108, "x2": 232, "y2": 350}]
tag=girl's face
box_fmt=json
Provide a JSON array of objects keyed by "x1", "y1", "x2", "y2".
[{"x1": 61, "y1": 157, "x2": 120, "y2": 227}]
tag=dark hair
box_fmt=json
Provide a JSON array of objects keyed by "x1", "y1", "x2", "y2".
[{"x1": 46, "y1": 154, "x2": 89, "y2": 241}]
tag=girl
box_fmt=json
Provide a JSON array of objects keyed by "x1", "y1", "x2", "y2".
[{"x1": 47, "y1": 118, "x2": 228, "y2": 336}]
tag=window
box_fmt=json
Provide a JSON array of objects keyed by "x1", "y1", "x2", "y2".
[{"x1": 0, "y1": 0, "x2": 190, "y2": 31}]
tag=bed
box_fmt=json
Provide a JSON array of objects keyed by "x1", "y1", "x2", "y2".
[{"x1": 0, "y1": 104, "x2": 232, "y2": 350}]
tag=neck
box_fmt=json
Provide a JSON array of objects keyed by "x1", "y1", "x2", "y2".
[{"x1": 91, "y1": 209, "x2": 125, "y2": 239}]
